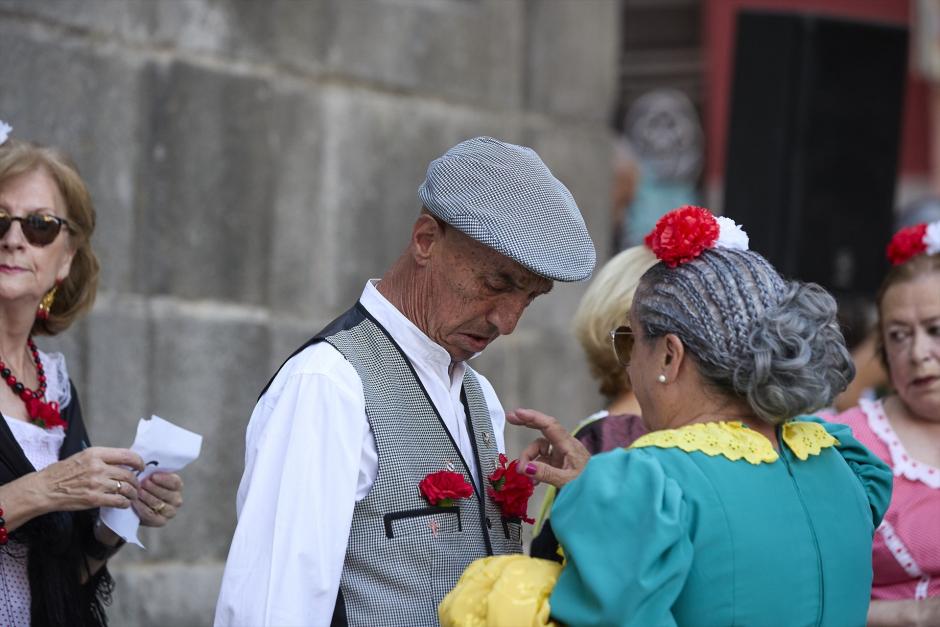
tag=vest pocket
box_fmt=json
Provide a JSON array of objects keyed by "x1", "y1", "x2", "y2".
[
  {"x1": 501, "y1": 517, "x2": 522, "y2": 544},
  {"x1": 383, "y1": 506, "x2": 462, "y2": 539}
]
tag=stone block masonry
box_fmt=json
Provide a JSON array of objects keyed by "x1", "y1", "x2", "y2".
[{"x1": 0, "y1": 0, "x2": 621, "y2": 622}]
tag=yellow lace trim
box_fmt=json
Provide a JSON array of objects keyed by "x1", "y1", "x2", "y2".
[
  {"x1": 629, "y1": 420, "x2": 839, "y2": 465},
  {"x1": 782, "y1": 421, "x2": 840, "y2": 461}
]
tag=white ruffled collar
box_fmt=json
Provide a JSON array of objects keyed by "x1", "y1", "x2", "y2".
[
  {"x1": 860, "y1": 398, "x2": 940, "y2": 489},
  {"x1": 38, "y1": 349, "x2": 71, "y2": 409}
]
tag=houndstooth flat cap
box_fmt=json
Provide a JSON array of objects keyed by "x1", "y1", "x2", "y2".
[{"x1": 418, "y1": 136, "x2": 596, "y2": 282}]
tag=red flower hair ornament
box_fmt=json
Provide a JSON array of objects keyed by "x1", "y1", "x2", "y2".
[
  {"x1": 644, "y1": 205, "x2": 749, "y2": 267},
  {"x1": 886, "y1": 221, "x2": 940, "y2": 266}
]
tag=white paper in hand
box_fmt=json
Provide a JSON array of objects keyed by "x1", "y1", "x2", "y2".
[{"x1": 99, "y1": 416, "x2": 202, "y2": 547}]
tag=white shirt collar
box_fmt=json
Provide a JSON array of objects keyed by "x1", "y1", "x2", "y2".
[{"x1": 359, "y1": 280, "x2": 464, "y2": 377}]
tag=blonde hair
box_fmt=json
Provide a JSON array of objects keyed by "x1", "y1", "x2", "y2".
[
  {"x1": 0, "y1": 139, "x2": 99, "y2": 335},
  {"x1": 573, "y1": 245, "x2": 658, "y2": 399}
]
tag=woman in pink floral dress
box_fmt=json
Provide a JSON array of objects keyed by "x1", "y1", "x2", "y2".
[{"x1": 831, "y1": 220, "x2": 940, "y2": 625}]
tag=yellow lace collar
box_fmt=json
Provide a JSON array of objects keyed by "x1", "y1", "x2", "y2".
[{"x1": 629, "y1": 420, "x2": 839, "y2": 465}]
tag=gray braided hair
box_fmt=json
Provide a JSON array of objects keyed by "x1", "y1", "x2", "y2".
[{"x1": 634, "y1": 248, "x2": 855, "y2": 424}]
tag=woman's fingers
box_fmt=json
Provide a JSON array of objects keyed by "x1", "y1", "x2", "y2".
[
  {"x1": 506, "y1": 407, "x2": 559, "y2": 429},
  {"x1": 508, "y1": 409, "x2": 575, "y2": 453},
  {"x1": 147, "y1": 472, "x2": 184, "y2": 493},
  {"x1": 134, "y1": 472, "x2": 184, "y2": 526},
  {"x1": 106, "y1": 477, "x2": 139, "y2": 502},
  {"x1": 98, "y1": 478, "x2": 132, "y2": 509},
  {"x1": 89, "y1": 447, "x2": 145, "y2": 472},
  {"x1": 132, "y1": 499, "x2": 167, "y2": 527},
  {"x1": 508, "y1": 408, "x2": 592, "y2": 487},
  {"x1": 140, "y1": 478, "x2": 183, "y2": 509},
  {"x1": 518, "y1": 437, "x2": 550, "y2": 467},
  {"x1": 134, "y1": 489, "x2": 176, "y2": 526},
  {"x1": 519, "y1": 459, "x2": 580, "y2": 488},
  {"x1": 103, "y1": 492, "x2": 132, "y2": 509},
  {"x1": 99, "y1": 466, "x2": 140, "y2": 507},
  {"x1": 509, "y1": 408, "x2": 587, "y2": 461}
]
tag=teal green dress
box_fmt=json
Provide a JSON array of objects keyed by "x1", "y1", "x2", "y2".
[{"x1": 549, "y1": 418, "x2": 893, "y2": 627}]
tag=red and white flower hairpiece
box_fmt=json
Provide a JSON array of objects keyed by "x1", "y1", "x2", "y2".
[
  {"x1": 644, "y1": 205, "x2": 749, "y2": 268},
  {"x1": 886, "y1": 221, "x2": 940, "y2": 266},
  {"x1": 0, "y1": 120, "x2": 11, "y2": 145}
]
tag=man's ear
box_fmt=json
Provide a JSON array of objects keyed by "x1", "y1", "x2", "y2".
[
  {"x1": 411, "y1": 214, "x2": 445, "y2": 266},
  {"x1": 662, "y1": 333, "x2": 685, "y2": 380}
]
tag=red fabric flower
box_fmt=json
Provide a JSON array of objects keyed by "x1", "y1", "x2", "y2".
[
  {"x1": 419, "y1": 470, "x2": 473, "y2": 507},
  {"x1": 886, "y1": 223, "x2": 928, "y2": 266},
  {"x1": 25, "y1": 397, "x2": 65, "y2": 429},
  {"x1": 644, "y1": 205, "x2": 720, "y2": 267},
  {"x1": 486, "y1": 453, "x2": 535, "y2": 524}
]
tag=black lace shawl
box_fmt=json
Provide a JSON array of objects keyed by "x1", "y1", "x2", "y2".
[{"x1": 0, "y1": 381, "x2": 115, "y2": 626}]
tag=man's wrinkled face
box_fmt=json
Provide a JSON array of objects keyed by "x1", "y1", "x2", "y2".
[{"x1": 426, "y1": 226, "x2": 553, "y2": 363}]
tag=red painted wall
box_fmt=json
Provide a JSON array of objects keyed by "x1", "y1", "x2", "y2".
[{"x1": 704, "y1": 0, "x2": 928, "y2": 183}]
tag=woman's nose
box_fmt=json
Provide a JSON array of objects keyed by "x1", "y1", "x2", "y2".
[{"x1": 0, "y1": 219, "x2": 26, "y2": 249}]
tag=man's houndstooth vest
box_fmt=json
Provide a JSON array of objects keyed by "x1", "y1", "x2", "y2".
[{"x1": 271, "y1": 303, "x2": 523, "y2": 626}]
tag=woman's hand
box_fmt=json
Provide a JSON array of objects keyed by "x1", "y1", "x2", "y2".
[
  {"x1": 868, "y1": 597, "x2": 940, "y2": 627},
  {"x1": 133, "y1": 472, "x2": 184, "y2": 527},
  {"x1": 507, "y1": 408, "x2": 590, "y2": 488},
  {"x1": 37, "y1": 447, "x2": 143, "y2": 512}
]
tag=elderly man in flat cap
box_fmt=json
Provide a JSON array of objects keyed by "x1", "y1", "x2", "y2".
[{"x1": 214, "y1": 137, "x2": 596, "y2": 627}]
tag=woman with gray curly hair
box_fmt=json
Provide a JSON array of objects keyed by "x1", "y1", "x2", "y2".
[{"x1": 440, "y1": 206, "x2": 893, "y2": 627}]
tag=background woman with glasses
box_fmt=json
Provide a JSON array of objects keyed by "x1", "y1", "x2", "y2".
[
  {"x1": 0, "y1": 134, "x2": 185, "y2": 626},
  {"x1": 529, "y1": 244, "x2": 656, "y2": 563}
]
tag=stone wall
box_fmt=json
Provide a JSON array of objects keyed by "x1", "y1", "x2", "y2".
[{"x1": 0, "y1": 1, "x2": 621, "y2": 623}]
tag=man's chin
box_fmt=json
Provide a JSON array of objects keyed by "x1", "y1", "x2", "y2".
[
  {"x1": 444, "y1": 338, "x2": 492, "y2": 362},
  {"x1": 450, "y1": 333, "x2": 492, "y2": 356},
  {"x1": 447, "y1": 347, "x2": 476, "y2": 363}
]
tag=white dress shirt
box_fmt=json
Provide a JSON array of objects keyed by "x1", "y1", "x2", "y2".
[{"x1": 214, "y1": 281, "x2": 506, "y2": 627}]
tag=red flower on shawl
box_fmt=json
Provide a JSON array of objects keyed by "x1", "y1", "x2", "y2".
[
  {"x1": 419, "y1": 470, "x2": 473, "y2": 507},
  {"x1": 486, "y1": 454, "x2": 535, "y2": 524},
  {"x1": 25, "y1": 397, "x2": 65, "y2": 430},
  {"x1": 644, "y1": 205, "x2": 720, "y2": 268},
  {"x1": 886, "y1": 223, "x2": 928, "y2": 266}
]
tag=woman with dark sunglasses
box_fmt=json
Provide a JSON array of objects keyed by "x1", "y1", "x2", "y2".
[{"x1": 0, "y1": 134, "x2": 185, "y2": 626}]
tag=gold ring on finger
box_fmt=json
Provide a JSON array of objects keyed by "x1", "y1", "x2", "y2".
[
  {"x1": 152, "y1": 501, "x2": 166, "y2": 514},
  {"x1": 114, "y1": 480, "x2": 122, "y2": 493}
]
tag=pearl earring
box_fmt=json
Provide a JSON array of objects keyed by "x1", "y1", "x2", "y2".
[{"x1": 657, "y1": 374, "x2": 667, "y2": 383}]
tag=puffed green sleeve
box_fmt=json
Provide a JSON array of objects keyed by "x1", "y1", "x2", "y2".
[
  {"x1": 549, "y1": 449, "x2": 692, "y2": 627},
  {"x1": 802, "y1": 415, "x2": 893, "y2": 527}
]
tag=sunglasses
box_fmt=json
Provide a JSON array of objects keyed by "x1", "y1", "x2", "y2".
[
  {"x1": 609, "y1": 324, "x2": 634, "y2": 367},
  {"x1": 0, "y1": 211, "x2": 71, "y2": 247}
]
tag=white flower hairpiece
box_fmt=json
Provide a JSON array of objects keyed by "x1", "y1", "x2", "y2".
[
  {"x1": 0, "y1": 120, "x2": 11, "y2": 145},
  {"x1": 715, "y1": 216, "x2": 749, "y2": 251},
  {"x1": 924, "y1": 221, "x2": 940, "y2": 256}
]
